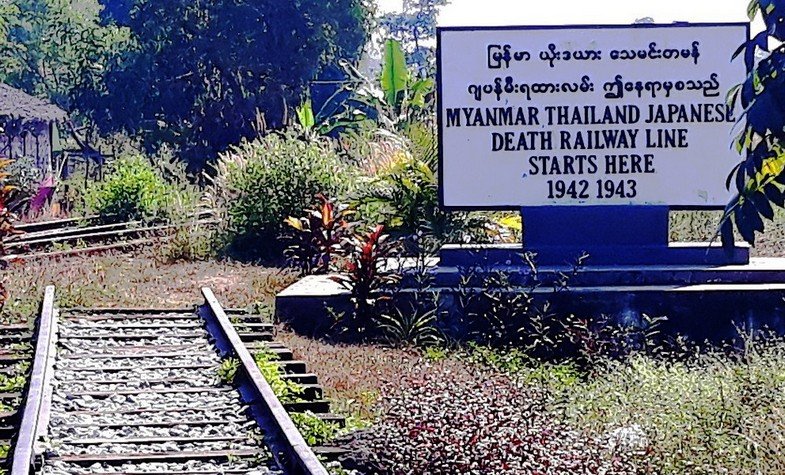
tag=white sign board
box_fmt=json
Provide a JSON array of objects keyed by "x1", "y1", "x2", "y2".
[{"x1": 438, "y1": 23, "x2": 749, "y2": 208}]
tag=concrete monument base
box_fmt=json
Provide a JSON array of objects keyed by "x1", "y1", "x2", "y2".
[
  {"x1": 275, "y1": 206, "x2": 783, "y2": 341},
  {"x1": 276, "y1": 255, "x2": 785, "y2": 341}
]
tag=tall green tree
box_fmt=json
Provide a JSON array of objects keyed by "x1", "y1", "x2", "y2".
[
  {"x1": 83, "y1": 0, "x2": 372, "y2": 171},
  {"x1": 378, "y1": 0, "x2": 449, "y2": 75},
  {"x1": 0, "y1": 0, "x2": 129, "y2": 114}
]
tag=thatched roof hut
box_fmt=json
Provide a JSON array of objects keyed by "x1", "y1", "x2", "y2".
[
  {"x1": 0, "y1": 84, "x2": 67, "y2": 123},
  {"x1": 0, "y1": 83, "x2": 66, "y2": 169}
]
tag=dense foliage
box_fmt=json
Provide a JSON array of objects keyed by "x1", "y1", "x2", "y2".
[
  {"x1": 352, "y1": 125, "x2": 491, "y2": 246},
  {"x1": 723, "y1": 0, "x2": 785, "y2": 247},
  {"x1": 0, "y1": 0, "x2": 129, "y2": 113},
  {"x1": 82, "y1": 0, "x2": 373, "y2": 171},
  {"x1": 209, "y1": 129, "x2": 351, "y2": 256}
]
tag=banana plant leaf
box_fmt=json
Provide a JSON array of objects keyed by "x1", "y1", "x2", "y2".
[{"x1": 380, "y1": 39, "x2": 409, "y2": 107}]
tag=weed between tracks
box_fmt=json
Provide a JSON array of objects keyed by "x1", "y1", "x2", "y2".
[
  {"x1": 217, "y1": 350, "x2": 304, "y2": 402},
  {"x1": 217, "y1": 358, "x2": 241, "y2": 384},
  {"x1": 252, "y1": 350, "x2": 304, "y2": 403},
  {"x1": 0, "y1": 374, "x2": 25, "y2": 392},
  {"x1": 290, "y1": 412, "x2": 341, "y2": 446},
  {"x1": 217, "y1": 349, "x2": 347, "y2": 446}
]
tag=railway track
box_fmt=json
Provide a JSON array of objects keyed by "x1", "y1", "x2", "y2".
[
  {"x1": 4, "y1": 212, "x2": 217, "y2": 261},
  {"x1": 0, "y1": 320, "x2": 33, "y2": 473},
  {"x1": 7, "y1": 287, "x2": 344, "y2": 475}
]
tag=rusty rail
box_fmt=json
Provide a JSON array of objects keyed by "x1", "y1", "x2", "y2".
[
  {"x1": 200, "y1": 287, "x2": 329, "y2": 475},
  {"x1": 4, "y1": 211, "x2": 217, "y2": 260},
  {"x1": 11, "y1": 286, "x2": 56, "y2": 475}
]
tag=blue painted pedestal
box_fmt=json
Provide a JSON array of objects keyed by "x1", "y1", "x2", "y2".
[{"x1": 441, "y1": 206, "x2": 749, "y2": 267}]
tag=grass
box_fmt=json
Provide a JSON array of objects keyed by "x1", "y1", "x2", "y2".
[
  {"x1": 670, "y1": 209, "x2": 785, "y2": 257},
  {"x1": 2, "y1": 250, "x2": 297, "y2": 320},
  {"x1": 555, "y1": 340, "x2": 785, "y2": 474}
]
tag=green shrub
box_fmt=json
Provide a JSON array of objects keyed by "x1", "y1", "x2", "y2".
[
  {"x1": 210, "y1": 129, "x2": 351, "y2": 256},
  {"x1": 85, "y1": 155, "x2": 176, "y2": 223},
  {"x1": 351, "y1": 126, "x2": 491, "y2": 247}
]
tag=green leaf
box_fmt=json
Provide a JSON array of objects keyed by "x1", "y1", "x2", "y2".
[
  {"x1": 380, "y1": 39, "x2": 409, "y2": 107},
  {"x1": 726, "y1": 84, "x2": 742, "y2": 108},
  {"x1": 296, "y1": 98, "x2": 316, "y2": 129},
  {"x1": 748, "y1": 0, "x2": 760, "y2": 20},
  {"x1": 751, "y1": 190, "x2": 775, "y2": 220},
  {"x1": 409, "y1": 78, "x2": 434, "y2": 109},
  {"x1": 764, "y1": 183, "x2": 785, "y2": 207},
  {"x1": 734, "y1": 205, "x2": 752, "y2": 245}
]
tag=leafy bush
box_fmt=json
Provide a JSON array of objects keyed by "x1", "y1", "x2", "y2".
[
  {"x1": 354, "y1": 152, "x2": 437, "y2": 233},
  {"x1": 209, "y1": 129, "x2": 352, "y2": 256},
  {"x1": 284, "y1": 194, "x2": 354, "y2": 275},
  {"x1": 85, "y1": 154, "x2": 176, "y2": 223},
  {"x1": 332, "y1": 225, "x2": 400, "y2": 337},
  {"x1": 352, "y1": 137, "x2": 491, "y2": 247}
]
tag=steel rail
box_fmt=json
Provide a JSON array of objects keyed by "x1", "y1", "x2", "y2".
[
  {"x1": 13, "y1": 216, "x2": 102, "y2": 233},
  {"x1": 200, "y1": 287, "x2": 329, "y2": 475},
  {"x1": 6, "y1": 219, "x2": 219, "y2": 250},
  {"x1": 11, "y1": 286, "x2": 56, "y2": 475}
]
